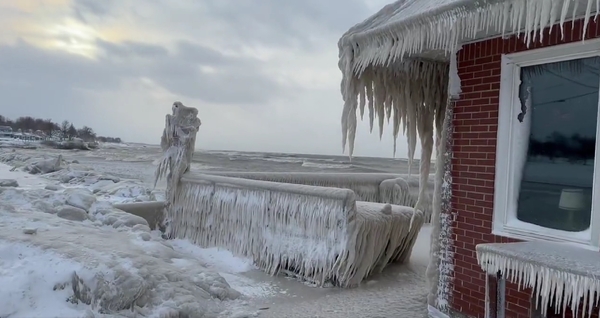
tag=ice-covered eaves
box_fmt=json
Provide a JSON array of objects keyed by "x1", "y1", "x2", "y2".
[
  {"x1": 338, "y1": 0, "x2": 600, "y2": 171},
  {"x1": 339, "y1": 0, "x2": 600, "y2": 71},
  {"x1": 477, "y1": 242, "x2": 600, "y2": 318}
]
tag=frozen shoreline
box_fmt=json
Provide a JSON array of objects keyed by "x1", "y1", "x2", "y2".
[
  {"x1": 0, "y1": 152, "x2": 262, "y2": 317},
  {"x1": 0, "y1": 144, "x2": 431, "y2": 317}
]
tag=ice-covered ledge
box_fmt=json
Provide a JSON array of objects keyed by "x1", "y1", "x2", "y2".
[{"x1": 476, "y1": 242, "x2": 600, "y2": 318}]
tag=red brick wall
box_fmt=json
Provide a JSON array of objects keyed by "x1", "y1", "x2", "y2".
[{"x1": 451, "y1": 18, "x2": 600, "y2": 318}]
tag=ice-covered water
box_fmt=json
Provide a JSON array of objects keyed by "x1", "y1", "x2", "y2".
[
  {"x1": 9, "y1": 143, "x2": 423, "y2": 188},
  {"x1": 85, "y1": 143, "x2": 420, "y2": 180}
]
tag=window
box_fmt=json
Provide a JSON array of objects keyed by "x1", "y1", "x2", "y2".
[{"x1": 493, "y1": 40, "x2": 600, "y2": 249}]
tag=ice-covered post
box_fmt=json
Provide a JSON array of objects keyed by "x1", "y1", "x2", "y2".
[{"x1": 154, "y1": 101, "x2": 202, "y2": 204}]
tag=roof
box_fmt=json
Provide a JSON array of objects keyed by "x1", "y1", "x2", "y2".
[{"x1": 339, "y1": 0, "x2": 598, "y2": 75}]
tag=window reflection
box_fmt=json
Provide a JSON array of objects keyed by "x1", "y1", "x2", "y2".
[{"x1": 516, "y1": 56, "x2": 599, "y2": 232}]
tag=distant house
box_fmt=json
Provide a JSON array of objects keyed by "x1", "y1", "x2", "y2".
[
  {"x1": 339, "y1": 1, "x2": 600, "y2": 317},
  {"x1": 0, "y1": 126, "x2": 13, "y2": 138}
]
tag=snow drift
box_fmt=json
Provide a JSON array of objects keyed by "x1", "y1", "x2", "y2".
[{"x1": 0, "y1": 186, "x2": 244, "y2": 318}]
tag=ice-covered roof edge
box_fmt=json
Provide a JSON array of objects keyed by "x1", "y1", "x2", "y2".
[
  {"x1": 339, "y1": 0, "x2": 600, "y2": 75},
  {"x1": 338, "y1": 0, "x2": 600, "y2": 166}
]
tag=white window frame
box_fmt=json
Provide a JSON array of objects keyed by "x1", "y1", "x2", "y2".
[{"x1": 493, "y1": 38, "x2": 600, "y2": 250}]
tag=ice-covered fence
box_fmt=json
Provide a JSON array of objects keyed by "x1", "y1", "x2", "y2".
[
  {"x1": 171, "y1": 172, "x2": 423, "y2": 287},
  {"x1": 204, "y1": 171, "x2": 434, "y2": 222},
  {"x1": 154, "y1": 102, "x2": 425, "y2": 287}
]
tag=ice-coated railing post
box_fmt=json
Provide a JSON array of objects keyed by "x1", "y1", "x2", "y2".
[{"x1": 154, "y1": 101, "x2": 202, "y2": 205}]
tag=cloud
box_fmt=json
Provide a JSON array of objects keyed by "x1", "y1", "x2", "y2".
[
  {"x1": 70, "y1": 0, "x2": 370, "y2": 50},
  {"x1": 0, "y1": 0, "x2": 418, "y2": 158},
  {"x1": 94, "y1": 40, "x2": 286, "y2": 105},
  {"x1": 195, "y1": 0, "x2": 370, "y2": 48}
]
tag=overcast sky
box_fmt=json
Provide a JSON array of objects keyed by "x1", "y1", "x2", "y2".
[{"x1": 0, "y1": 0, "x2": 419, "y2": 158}]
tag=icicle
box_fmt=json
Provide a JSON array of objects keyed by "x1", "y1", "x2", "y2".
[
  {"x1": 583, "y1": 0, "x2": 594, "y2": 40},
  {"x1": 572, "y1": 0, "x2": 580, "y2": 41},
  {"x1": 338, "y1": 0, "x2": 600, "y2": 306},
  {"x1": 539, "y1": 0, "x2": 551, "y2": 42},
  {"x1": 477, "y1": 243, "x2": 600, "y2": 318},
  {"x1": 559, "y1": 0, "x2": 571, "y2": 39},
  {"x1": 338, "y1": 0, "x2": 598, "y2": 74}
]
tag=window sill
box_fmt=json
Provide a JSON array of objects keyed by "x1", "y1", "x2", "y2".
[{"x1": 492, "y1": 222, "x2": 599, "y2": 251}]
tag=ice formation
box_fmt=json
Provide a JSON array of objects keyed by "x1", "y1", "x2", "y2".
[
  {"x1": 477, "y1": 242, "x2": 600, "y2": 318},
  {"x1": 0, "y1": 187, "x2": 242, "y2": 317},
  {"x1": 154, "y1": 101, "x2": 201, "y2": 233},
  {"x1": 339, "y1": 0, "x2": 600, "y2": 313},
  {"x1": 337, "y1": 0, "x2": 600, "y2": 217},
  {"x1": 204, "y1": 171, "x2": 434, "y2": 221},
  {"x1": 426, "y1": 100, "x2": 455, "y2": 310},
  {"x1": 155, "y1": 101, "x2": 202, "y2": 203},
  {"x1": 153, "y1": 104, "x2": 425, "y2": 287},
  {"x1": 339, "y1": 0, "x2": 600, "y2": 74},
  {"x1": 170, "y1": 173, "x2": 424, "y2": 287}
]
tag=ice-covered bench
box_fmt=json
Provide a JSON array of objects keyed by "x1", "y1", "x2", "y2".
[
  {"x1": 169, "y1": 172, "x2": 423, "y2": 287},
  {"x1": 204, "y1": 171, "x2": 434, "y2": 222}
]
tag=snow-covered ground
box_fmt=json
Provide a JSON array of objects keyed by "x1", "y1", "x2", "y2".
[{"x1": 0, "y1": 145, "x2": 432, "y2": 317}]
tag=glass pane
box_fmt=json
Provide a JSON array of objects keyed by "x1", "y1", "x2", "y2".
[{"x1": 516, "y1": 56, "x2": 599, "y2": 232}]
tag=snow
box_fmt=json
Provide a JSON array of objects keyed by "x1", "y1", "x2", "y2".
[
  {"x1": 0, "y1": 241, "x2": 101, "y2": 318},
  {"x1": 0, "y1": 158, "x2": 260, "y2": 317},
  {"x1": 256, "y1": 225, "x2": 433, "y2": 318},
  {"x1": 169, "y1": 241, "x2": 279, "y2": 299},
  {"x1": 0, "y1": 203, "x2": 245, "y2": 316},
  {"x1": 0, "y1": 145, "x2": 435, "y2": 317},
  {"x1": 0, "y1": 137, "x2": 39, "y2": 149},
  {"x1": 170, "y1": 240, "x2": 255, "y2": 273},
  {"x1": 0, "y1": 162, "x2": 51, "y2": 189}
]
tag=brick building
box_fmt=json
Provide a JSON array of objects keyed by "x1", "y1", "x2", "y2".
[{"x1": 338, "y1": 1, "x2": 600, "y2": 317}]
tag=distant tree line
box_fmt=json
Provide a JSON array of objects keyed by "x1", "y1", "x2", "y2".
[
  {"x1": 0, "y1": 115, "x2": 122, "y2": 143},
  {"x1": 529, "y1": 132, "x2": 595, "y2": 164}
]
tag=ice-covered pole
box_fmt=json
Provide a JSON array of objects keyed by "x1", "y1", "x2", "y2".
[{"x1": 154, "y1": 101, "x2": 202, "y2": 204}]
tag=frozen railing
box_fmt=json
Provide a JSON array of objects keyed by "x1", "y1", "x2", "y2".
[
  {"x1": 204, "y1": 171, "x2": 434, "y2": 222},
  {"x1": 154, "y1": 102, "x2": 425, "y2": 287},
  {"x1": 171, "y1": 172, "x2": 423, "y2": 287}
]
